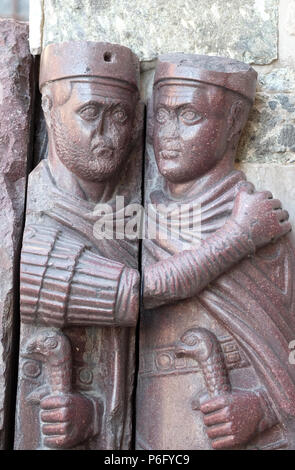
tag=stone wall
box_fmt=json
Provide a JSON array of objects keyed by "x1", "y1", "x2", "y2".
[
  {"x1": 0, "y1": 19, "x2": 33, "y2": 448},
  {"x1": 0, "y1": 0, "x2": 29, "y2": 21},
  {"x1": 29, "y1": 0, "x2": 295, "y2": 223}
]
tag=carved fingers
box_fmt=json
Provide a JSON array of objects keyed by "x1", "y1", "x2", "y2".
[
  {"x1": 200, "y1": 395, "x2": 239, "y2": 449},
  {"x1": 269, "y1": 198, "x2": 281, "y2": 209},
  {"x1": 253, "y1": 190, "x2": 273, "y2": 201},
  {"x1": 236, "y1": 180, "x2": 255, "y2": 195},
  {"x1": 200, "y1": 394, "x2": 229, "y2": 414},
  {"x1": 259, "y1": 198, "x2": 291, "y2": 244},
  {"x1": 278, "y1": 209, "x2": 290, "y2": 222},
  {"x1": 199, "y1": 391, "x2": 265, "y2": 450},
  {"x1": 210, "y1": 435, "x2": 238, "y2": 450},
  {"x1": 231, "y1": 187, "x2": 292, "y2": 249},
  {"x1": 40, "y1": 393, "x2": 96, "y2": 449},
  {"x1": 41, "y1": 395, "x2": 73, "y2": 421},
  {"x1": 41, "y1": 405, "x2": 72, "y2": 424},
  {"x1": 202, "y1": 405, "x2": 231, "y2": 427},
  {"x1": 41, "y1": 424, "x2": 73, "y2": 449},
  {"x1": 40, "y1": 395, "x2": 75, "y2": 448},
  {"x1": 274, "y1": 208, "x2": 291, "y2": 235}
]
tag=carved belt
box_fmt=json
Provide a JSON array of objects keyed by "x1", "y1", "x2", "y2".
[{"x1": 139, "y1": 335, "x2": 249, "y2": 378}]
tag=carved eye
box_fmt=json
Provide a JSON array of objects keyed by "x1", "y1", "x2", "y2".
[
  {"x1": 156, "y1": 107, "x2": 170, "y2": 124},
  {"x1": 79, "y1": 104, "x2": 100, "y2": 121},
  {"x1": 183, "y1": 333, "x2": 198, "y2": 346},
  {"x1": 43, "y1": 337, "x2": 58, "y2": 350},
  {"x1": 112, "y1": 106, "x2": 128, "y2": 124},
  {"x1": 179, "y1": 108, "x2": 202, "y2": 125}
]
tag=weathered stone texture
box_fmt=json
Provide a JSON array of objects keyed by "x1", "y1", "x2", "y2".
[
  {"x1": 38, "y1": 0, "x2": 278, "y2": 65},
  {"x1": 238, "y1": 163, "x2": 295, "y2": 243},
  {"x1": 279, "y1": 0, "x2": 295, "y2": 67},
  {"x1": 238, "y1": 94, "x2": 295, "y2": 163},
  {"x1": 237, "y1": 68, "x2": 295, "y2": 164},
  {"x1": 140, "y1": 65, "x2": 295, "y2": 164},
  {"x1": 34, "y1": 0, "x2": 295, "y2": 166},
  {"x1": 0, "y1": 19, "x2": 33, "y2": 448}
]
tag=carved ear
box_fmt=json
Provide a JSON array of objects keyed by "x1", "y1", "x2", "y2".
[
  {"x1": 41, "y1": 91, "x2": 53, "y2": 128},
  {"x1": 227, "y1": 100, "x2": 244, "y2": 143}
]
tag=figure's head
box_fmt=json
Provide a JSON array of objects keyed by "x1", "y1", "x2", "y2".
[
  {"x1": 152, "y1": 54, "x2": 257, "y2": 184},
  {"x1": 40, "y1": 41, "x2": 140, "y2": 182}
]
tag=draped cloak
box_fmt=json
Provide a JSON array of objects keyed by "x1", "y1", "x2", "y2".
[
  {"x1": 15, "y1": 160, "x2": 139, "y2": 450},
  {"x1": 137, "y1": 169, "x2": 295, "y2": 450}
]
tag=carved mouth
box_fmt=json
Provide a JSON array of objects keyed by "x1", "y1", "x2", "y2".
[
  {"x1": 92, "y1": 147, "x2": 114, "y2": 159},
  {"x1": 175, "y1": 347, "x2": 187, "y2": 358},
  {"x1": 24, "y1": 345, "x2": 44, "y2": 356},
  {"x1": 160, "y1": 150, "x2": 182, "y2": 160}
]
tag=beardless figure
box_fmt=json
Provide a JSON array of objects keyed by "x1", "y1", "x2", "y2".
[{"x1": 136, "y1": 54, "x2": 295, "y2": 450}]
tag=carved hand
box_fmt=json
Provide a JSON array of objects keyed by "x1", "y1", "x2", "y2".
[
  {"x1": 199, "y1": 390, "x2": 267, "y2": 450},
  {"x1": 231, "y1": 183, "x2": 291, "y2": 249},
  {"x1": 40, "y1": 393, "x2": 101, "y2": 449},
  {"x1": 143, "y1": 182, "x2": 292, "y2": 310}
]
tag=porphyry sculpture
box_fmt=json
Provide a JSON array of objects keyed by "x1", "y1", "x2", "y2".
[
  {"x1": 0, "y1": 19, "x2": 33, "y2": 449},
  {"x1": 136, "y1": 54, "x2": 295, "y2": 450},
  {"x1": 14, "y1": 41, "x2": 143, "y2": 450}
]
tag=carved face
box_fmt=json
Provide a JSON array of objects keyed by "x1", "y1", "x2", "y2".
[
  {"x1": 153, "y1": 82, "x2": 234, "y2": 183},
  {"x1": 49, "y1": 80, "x2": 136, "y2": 182}
]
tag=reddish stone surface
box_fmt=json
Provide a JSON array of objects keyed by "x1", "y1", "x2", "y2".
[
  {"x1": 0, "y1": 19, "x2": 33, "y2": 448},
  {"x1": 14, "y1": 41, "x2": 142, "y2": 450},
  {"x1": 136, "y1": 54, "x2": 295, "y2": 450}
]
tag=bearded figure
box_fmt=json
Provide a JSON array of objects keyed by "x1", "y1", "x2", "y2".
[{"x1": 15, "y1": 41, "x2": 142, "y2": 450}]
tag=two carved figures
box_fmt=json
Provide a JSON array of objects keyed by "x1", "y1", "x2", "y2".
[{"x1": 14, "y1": 42, "x2": 295, "y2": 450}]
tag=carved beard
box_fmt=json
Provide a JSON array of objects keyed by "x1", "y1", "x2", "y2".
[{"x1": 51, "y1": 109, "x2": 127, "y2": 182}]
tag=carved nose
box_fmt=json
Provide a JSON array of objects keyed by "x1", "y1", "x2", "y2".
[
  {"x1": 96, "y1": 115, "x2": 104, "y2": 135},
  {"x1": 91, "y1": 135, "x2": 114, "y2": 151},
  {"x1": 166, "y1": 121, "x2": 180, "y2": 139}
]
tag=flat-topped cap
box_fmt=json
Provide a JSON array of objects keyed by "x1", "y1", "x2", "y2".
[
  {"x1": 39, "y1": 41, "x2": 140, "y2": 91},
  {"x1": 154, "y1": 53, "x2": 257, "y2": 103}
]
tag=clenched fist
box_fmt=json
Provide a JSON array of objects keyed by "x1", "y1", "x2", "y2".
[
  {"x1": 200, "y1": 390, "x2": 265, "y2": 449},
  {"x1": 40, "y1": 393, "x2": 101, "y2": 449}
]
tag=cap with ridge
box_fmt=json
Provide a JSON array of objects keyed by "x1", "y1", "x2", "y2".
[
  {"x1": 39, "y1": 41, "x2": 140, "y2": 91},
  {"x1": 154, "y1": 53, "x2": 257, "y2": 103}
]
